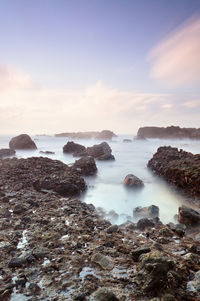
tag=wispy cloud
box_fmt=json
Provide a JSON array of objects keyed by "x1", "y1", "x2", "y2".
[{"x1": 149, "y1": 15, "x2": 200, "y2": 87}]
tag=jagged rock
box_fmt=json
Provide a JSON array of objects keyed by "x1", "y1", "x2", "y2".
[
  {"x1": 86, "y1": 142, "x2": 115, "y2": 160},
  {"x1": 9, "y1": 134, "x2": 37, "y2": 150},
  {"x1": 137, "y1": 252, "x2": 174, "y2": 293},
  {"x1": 132, "y1": 245, "x2": 151, "y2": 261},
  {"x1": 91, "y1": 253, "x2": 113, "y2": 270},
  {"x1": 137, "y1": 218, "x2": 155, "y2": 230},
  {"x1": 178, "y1": 206, "x2": 200, "y2": 225},
  {"x1": 91, "y1": 287, "x2": 119, "y2": 301},
  {"x1": 123, "y1": 174, "x2": 144, "y2": 188},
  {"x1": 133, "y1": 205, "x2": 159, "y2": 219},
  {"x1": 71, "y1": 156, "x2": 97, "y2": 176},
  {"x1": 148, "y1": 146, "x2": 200, "y2": 198},
  {"x1": 0, "y1": 148, "x2": 15, "y2": 158},
  {"x1": 63, "y1": 141, "x2": 86, "y2": 154}
]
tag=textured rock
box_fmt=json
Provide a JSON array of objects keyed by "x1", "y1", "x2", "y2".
[
  {"x1": 0, "y1": 148, "x2": 15, "y2": 158},
  {"x1": 178, "y1": 206, "x2": 200, "y2": 225},
  {"x1": 91, "y1": 287, "x2": 119, "y2": 301},
  {"x1": 86, "y1": 142, "x2": 115, "y2": 160},
  {"x1": 133, "y1": 205, "x2": 159, "y2": 219},
  {"x1": 91, "y1": 253, "x2": 113, "y2": 270},
  {"x1": 123, "y1": 174, "x2": 144, "y2": 188},
  {"x1": 71, "y1": 156, "x2": 97, "y2": 176},
  {"x1": 9, "y1": 134, "x2": 37, "y2": 150},
  {"x1": 148, "y1": 146, "x2": 200, "y2": 199},
  {"x1": 63, "y1": 141, "x2": 86, "y2": 154},
  {"x1": 137, "y1": 218, "x2": 155, "y2": 230}
]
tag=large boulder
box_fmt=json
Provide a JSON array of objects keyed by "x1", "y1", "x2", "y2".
[
  {"x1": 86, "y1": 142, "x2": 115, "y2": 160},
  {"x1": 0, "y1": 148, "x2": 15, "y2": 158},
  {"x1": 133, "y1": 205, "x2": 159, "y2": 219},
  {"x1": 71, "y1": 156, "x2": 97, "y2": 176},
  {"x1": 9, "y1": 134, "x2": 37, "y2": 150},
  {"x1": 123, "y1": 174, "x2": 144, "y2": 188},
  {"x1": 178, "y1": 206, "x2": 200, "y2": 225},
  {"x1": 63, "y1": 141, "x2": 86, "y2": 154}
]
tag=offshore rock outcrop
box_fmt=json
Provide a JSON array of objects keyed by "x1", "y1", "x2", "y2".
[
  {"x1": 137, "y1": 126, "x2": 200, "y2": 139},
  {"x1": 63, "y1": 141, "x2": 86, "y2": 154},
  {"x1": 9, "y1": 134, "x2": 37, "y2": 150},
  {"x1": 56, "y1": 130, "x2": 117, "y2": 140},
  {"x1": 147, "y1": 146, "x2": 200, "y2": 200},
  {"x1": 123, "y1": 174, "x2": 144, "y2": 188}
]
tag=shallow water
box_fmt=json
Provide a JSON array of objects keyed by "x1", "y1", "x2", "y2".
[{"x1": 1, "y1": 134, "x2": 200, "y2": 224}]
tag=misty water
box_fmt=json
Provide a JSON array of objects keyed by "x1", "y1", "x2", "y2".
[{"x1": 1, "y1": 134, "x2": 200, "y2": 225}]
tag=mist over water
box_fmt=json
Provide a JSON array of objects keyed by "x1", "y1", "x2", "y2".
[{"x1": 1, "y1": 134, "x2": 200, "y2": 225}]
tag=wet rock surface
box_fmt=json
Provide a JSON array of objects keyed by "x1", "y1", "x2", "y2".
[
  {"x1": 123, "y1": 174, "x2": 144, "y2": 188},
  {"x1": 0, "y1": 156, "x2": 199, "y2": 300},
  {"x1": 9, "y1": 134, "x2": 37, "y2": 150},
  {"x1": 148, "y1": 146, "x2": 200, "y2": 200}
]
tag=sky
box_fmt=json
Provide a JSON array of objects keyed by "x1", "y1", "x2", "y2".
[{"x1": 0, "y1": 0, "x2": 200, "y2": 135}]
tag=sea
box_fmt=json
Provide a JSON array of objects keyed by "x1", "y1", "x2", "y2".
[{"x1": 1, "y1": 134, "x2": 200, "y2": 225}]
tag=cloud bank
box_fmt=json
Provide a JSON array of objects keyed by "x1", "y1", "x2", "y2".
[
  {"x1": 149, "y1": 16, "x2": 200, "y2": 87},
  {"x1": 0, "y1": 65, "x2": 199, "y2": 134}
]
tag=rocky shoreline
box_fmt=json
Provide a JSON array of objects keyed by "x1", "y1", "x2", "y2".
[
  {"x1": 0, "y1": 156, "x2": 200, "y2": 300},
  {"x1": 148, "y1": 146, "x2": 200, "y2": 203},
  {"x1": 137, "y1": 126, "x2": 200, "y2": 139}
]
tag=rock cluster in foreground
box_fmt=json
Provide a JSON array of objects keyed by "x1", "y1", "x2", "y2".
[
  {"x1": 137, "y1": 126, "x2": 200, "y2": 139},
  {"x1": 63, "y1": 141, "x2": 115, "y2": 160},
  {"x1": 0, "y1": 156, "x2": 199, "y2": 300},
  {"x1": 148, "y1": 146, "x2": 200, "y2": 200}
]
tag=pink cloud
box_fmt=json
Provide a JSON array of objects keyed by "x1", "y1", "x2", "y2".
[{"x1": 149, "y1": 15, "x2": 200, "y2": 87}]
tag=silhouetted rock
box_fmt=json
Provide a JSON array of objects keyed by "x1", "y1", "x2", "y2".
[
  {"x1": 9, "y1": 134, "x2": 37, "y2": 150},
  {"x1": 148, "y1": 146, "x2": 200, "y2": 199},
  {"x1": 0, "y1": 148, "x2": 15, "y2": 158},
  {"x1": 123, "y1": 174, "x2": 144, "y2": 188},
  {"x1": 55, "y1": 130, "x2": 117, "y2": 139},
  {"x1": 63, "y1": 141, "x2": 86, "y2": 154},
  {"x1": 178, "y1": 206, "x2": 200, "y2": 225},
  {"x1": 95, "y1": 130, "x2": 117, "y2": 140},
  {"x1": 71, "y1": 156, "x2": 97, "y2": 176},
  {"x1": 133, "y1": 205, "x2": 159, "y2": 219},
  {"x1": 137, "y1": 126, "x2": 200, "y2": 139},
  {"x1": 86, "y1": 142, "x2": 115, "y2": 160}
]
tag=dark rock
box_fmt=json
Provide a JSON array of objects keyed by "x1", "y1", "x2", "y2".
[
  {"x1": 148, "y1": 146, "x2": 200, "y2": 198},
  {"x1": 107, "y1": 225, "x2": 118, "y2": 234},
  {"x1": 91, "y1": 287, "x2": 119, "y2": 301},
  {"x1": 137, "y1": 218, "x2": 155, "y2": 230},
  {"x1": 137, "y1": 252, "x2": 174, "y2": 293},
  {"x1": 0, "y1": 148, "x2": 15, "y2": 158},
  {"x1": 73, "y1": 293, "x2": 86, "y2": 301},
  {"x1": 132, "y1": 245, "x2": 151, "y2": 261},
  {"x1": 71, "y1": 156, "x2": 97, "y2": 176},
  {"x1": 13, "y1": 204, "x2": 27, "y2": 214},
  {"x1": 9, "y1": 134, "x2": 37, "y2": 150},
  {"x1": 63, "y1": 141, "x2": 86, "y2": 154},
  {"x1": 123, "y1": 174, "x2": 144, "y2": 188},
  {"x1": 178, "y1": 206, "x2": 200, "y2": 225},
  {"x1": 86, "y1": 142, "x2": 115, "y2": 160},
  {"x1": 133, "y1": 205, "x2": 159, "y2": 219},
  {"x1": 8, "y1": 257, "x2": 26, "y2": 268}
]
